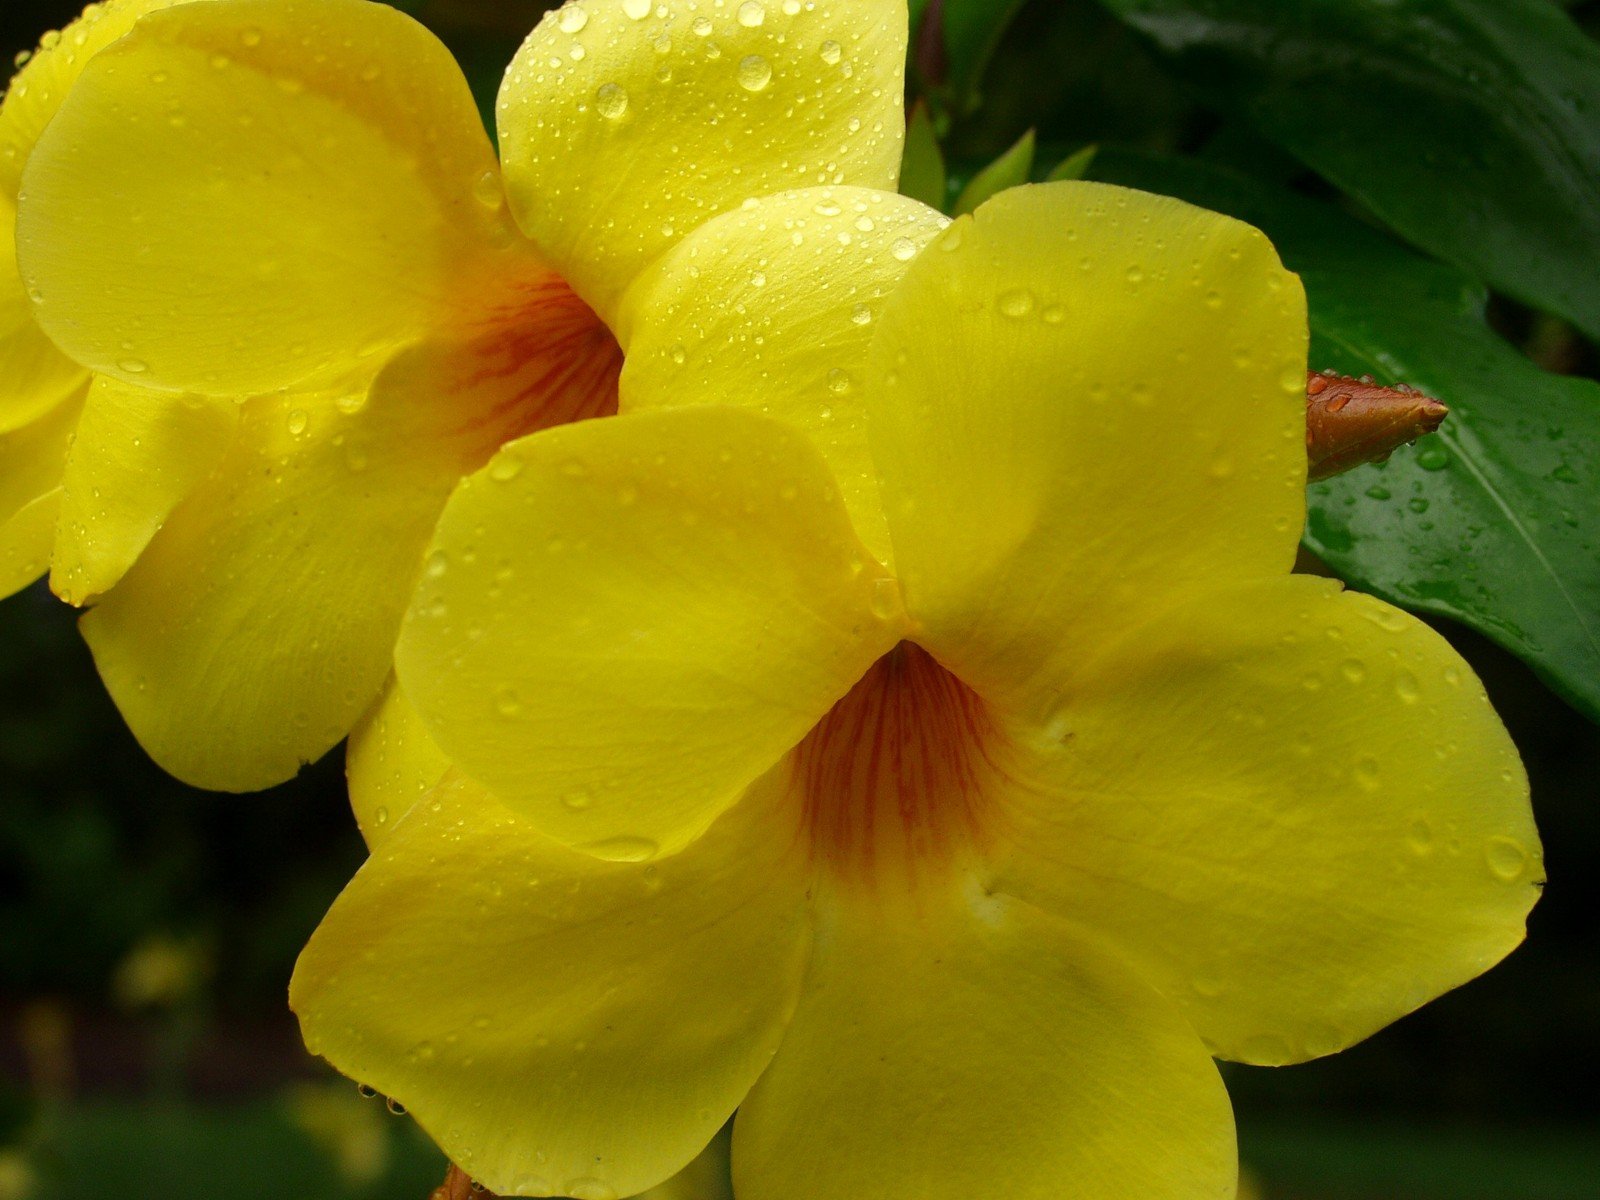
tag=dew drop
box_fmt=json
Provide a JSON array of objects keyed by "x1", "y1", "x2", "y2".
[
  {"x1": 737, "y1": 54, "x2": 772, "y2": 91},
  {"x1": 471, "y1": 170, "x2": 503, "y2": 209},
  {"x1": 820, "y1": 39, "x2": 842, "y2": 65},
  {"x1": 868, "y1": 577, "x2": 901, "y2": 620},
  {"x1": 1340, "y1": 658, "x2": 1367, "y2": 684},
  {"x1": 1414, "y1": 442, "x2": 1451, "y2": 471},
  {"x1": 118, "y1": 358, "x2": 149, "y2": 374},
  {"x1": 1395, "y1": 669, "x2": 1421, "y2": 704},
  {"x1": 692, "y1": 15, "x2": 713, "y2": 35},
  {"x1": 356, "y1": 1083, "x2": 378, "y2": 1099},
  {"x1": 489, "y1": 454, "x2": 524, "y2": 482},
  {"x1": 386, "y1": 1097, "x2": 407, "y2": 1116},
  {"x1": 558, "y1": 3, "x2": 589, "y2": 33},
  {"x1": 851, "y1": 303, "x2": 872, "y2": 326},
  {"x1": 623, "y1": 0, "x2": 652, "y2": 17},
  {"x1": 580, "y1": 835, "x2": 660, "y2": 862},
  {"x1": 1483, "y1": 835, "x2": 1529, "y2": 882},
  {"x1": 1407, "y1": 816, "x2": 1434, "y2": 855},
  {"x1": 891, "y1": 236, "x2": 918, "y2": 262},
  {"x1": 1240, "y1": 1033, "x2": 1294, "y2": 1066},
  {"x1": 998, "y1": 288, "x2": 1035, "y2": 319},
  {"x1": 562, "y1": 788, "x2": 595, "y2": 811},
  {"x1": 374, "y1": 806, "x2": 390, "y2": 827},
  {"x1": 827, "y1": 367, "x2": 853, "y2": 395},
  {"x1": 738, "y1": 0, "x2": 766, "y2": 26},
  {"x1": 1353, "y1": 756, "x2": 1381, "y2": 792},
  {"x1": 595, "y1": 81, "x2": 628, "y2": 119},
  {"x1": 286, "y1": 409, "x2": 309, "y2": 435}
]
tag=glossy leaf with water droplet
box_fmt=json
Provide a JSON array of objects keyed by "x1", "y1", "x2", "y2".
[
  {"x1": 1094, "y1": 0, "x2": 1600, "y2": 342},
  {"x1": 1094, "y1": 151, "x2": 1600, "y2": 723}
]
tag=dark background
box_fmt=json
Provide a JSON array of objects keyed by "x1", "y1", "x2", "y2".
[{"x1": 2, "y1": 1, "x2": 1597, "y2": 1197}]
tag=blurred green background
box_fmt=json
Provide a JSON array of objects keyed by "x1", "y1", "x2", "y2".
[{"x1": 2, "y1": 1, "x2": 1598, "y2": 1198}]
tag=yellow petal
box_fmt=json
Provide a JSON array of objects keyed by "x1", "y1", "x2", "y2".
[
  {"x1": 346, "y1": 674, "x2": 450, "y2": 851},
  {"x1": 79, "y1": 303, "x2": 619, "y2": 792},
  {"x1": 1, "y1": 489, "x2": 63, "y2": 600},
  {"x1": 991, "y1": 576, "x2": 1541, "y2": 1065},
  {"x1": 497, "y1": 0, "x2": 908, "y2": 322},
  {"x1": 2, "y1": 2, "x2": 193, "y2": 431},
  {"x1": 0, "y1": 0, "x2": 196, "y2": 199},
  {"x1": 397, "y1": 406, "x2": 903, "y2": 859},
  {"x1": 734, "y1": 894, "x2": 1236, "y2": 1200},
  {"x1": 51, "y1": 376, "x2": 237, "y2": 605},
  {"x1": 1, "y1": 195, "x2": 85, "y2": 434},
  {"x1": 292, "y1": 772, "x2": 811, "y2": 1199},
  {"x1": 619, "y1": 186, "x2": 947, "y2": 564},
  {"x1": 636, "y1": 1128, "x2": 732, "y2": 1200},
  {"x1": 0, "y1": 384, "x2": 84, "y2": 598},
  {"x1": 17, "y1": 0, "x2": 516, "y2": 396},
  {"x1": 866, "y1": 182, "x2": 1308, "y2": 713}
]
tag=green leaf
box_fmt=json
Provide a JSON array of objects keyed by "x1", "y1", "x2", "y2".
[
  {"x1": 1093, "y1": 0, "x2": 1600, "y2": 343},
  {"x1": 900, "y1": 101, "x2": 949, "y2": 211},
  {"x1": 910, "y1": 0, "x2": 1030, "y2": 108},
  {"x1": 1046, "y1": 143, "x2": 1099, "y2": 182},
  {"x1": 953, "y1": 128, "x2": 1035, "y2": 216},
  {"x1": 1092, "y1": 150, "x2": 1600, "y2": 722}
]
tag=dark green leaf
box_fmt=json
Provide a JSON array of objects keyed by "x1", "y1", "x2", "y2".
[
  {"x1": 910, "y1": 0, "x2": 1030, "y2": 109},
  {"x1": 1094, "y1": 0, "x2": 1600, "y2": 343},
  {"x1": 1092, "y1": 151, "x2": 1600, "y2": 721},
  {"x1": 900, "y1": 101, "x2": 949, "y2": 211}
]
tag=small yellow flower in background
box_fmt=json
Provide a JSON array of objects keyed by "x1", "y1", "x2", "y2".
[
  {"x1": 288, "y1": 1081, "x2": 391, "y2": 1189},
  {"x1": 12, "y1": 0, "x2": 913, "y2": 790},
  {"x1": 292, "y1": 183, "x2": 1542, "y2": 1199},
  {"x1": 110, "y1": 931, "x2": 211, "y2": 1010}
]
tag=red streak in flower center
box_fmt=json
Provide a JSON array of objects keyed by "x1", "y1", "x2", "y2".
[
  {"x1": 442, "y1": 272, "x2": 622, "y2": 461},
  {"x1": 792, "y1": 642, "x2": 999, "y2": 890}
]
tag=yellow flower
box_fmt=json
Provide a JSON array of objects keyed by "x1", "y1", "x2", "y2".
[
  {"x1": 292, "y1": 184, "x2": 1542, "y2": 1199},
  {"x1": 12, "y1": 0, "x2": 914, "y2": 789},
  {"x1": 1, "y1": 0, "x2": 217, "y2": 600}
]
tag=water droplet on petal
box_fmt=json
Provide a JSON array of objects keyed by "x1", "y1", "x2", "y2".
[
  {"x1": 595, "y1": 81, "x2": 628, "y2": 119},
  {"x1": 820, "y1": 40, "x2": 842, "y2": 65},
  {"x1": 623, "y1": 0, "x2": 652, "y2": 17},
  {"x1": 738, "y1": 0, "x2": 766, "y2": 27},
  {"x1": 1353, "y1": 756, "x2": 1381, "y2": 791},
  {"x1": 558, "y1": 3, "x2": 589, "y2": 33},
  {"x1": 998, "y1": 289, "x2": 1035, "y2": 319},
  {"x1": 1484, "y1": 836, "x2": 1529, "y2": 882},
  {"x1": 737, "y1": 54, "x2": 772, "y2": 91}
]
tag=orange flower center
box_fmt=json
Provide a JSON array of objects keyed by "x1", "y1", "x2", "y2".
[
  {"x1": 789, "y1": 642, "x2": 1005, "y2": 894},
  {"x1": 437, "y1": 270, "x2": 623, "y2": 468}
]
